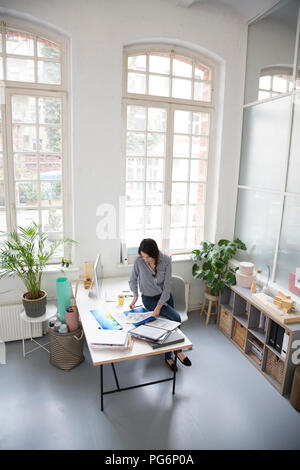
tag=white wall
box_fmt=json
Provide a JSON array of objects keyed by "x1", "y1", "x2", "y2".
[{"x1": 0, "y1": 0, "x2": 247, "y2": 309}]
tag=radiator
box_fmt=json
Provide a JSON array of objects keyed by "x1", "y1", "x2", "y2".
[{"x1": 0, "y1": 303, "x2": 43, "y2": 342}]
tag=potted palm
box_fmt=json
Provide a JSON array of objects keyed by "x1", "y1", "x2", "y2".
[
  {"x1": 192, "y1": 238, "x2": 247, "y2": 296},
  {"x1": 0, "y1": 223, "x2": 76, "y2": 318}
]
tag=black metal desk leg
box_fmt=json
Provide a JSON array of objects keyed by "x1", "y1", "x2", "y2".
[
  {"x1": 100, "y1": 365, "x2": 104, "y2": 411},
  {"x1": 111, "y1": 363, "x2": 120, "y2": 390},
  {"x1": 172, "y1": 351, "x2": 178, "y2": 395}
]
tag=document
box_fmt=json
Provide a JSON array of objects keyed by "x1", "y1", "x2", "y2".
[
  {"x1": 89, "y1": 329, "x2": 128, "y2": 346},
  {"x1": 149, "y1": 317, "x2": 181, "y2": 331},
  {"x1": 124, "y1": 307, "x2": 155, "y2": 324}
]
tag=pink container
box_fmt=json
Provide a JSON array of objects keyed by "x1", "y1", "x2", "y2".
[{"x1": 65, "y1": 306, "x2": 79, "y2": 332}]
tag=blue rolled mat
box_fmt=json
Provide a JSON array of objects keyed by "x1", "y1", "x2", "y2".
[{"x1": 56, "y1": 277, "x2": 70, "y2": 323}]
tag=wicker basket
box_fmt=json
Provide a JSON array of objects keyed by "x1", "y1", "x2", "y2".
[
  {"x1": 49, "y1": 326, "x2": 84, "y2": 371},
  {"x1": 219, "y1": 307, "x2": 233, "y2": 336},
  {"x1": 265, "y1": 349, "x2": 285, "y2": 385},
  {"x1": 232, "y1": 320, "x2": 246, "y2": 350}
]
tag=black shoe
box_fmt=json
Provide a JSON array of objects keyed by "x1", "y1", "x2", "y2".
[
  {"x1": 165, "y1": 359, "x2": 178, "y2": 372},
  {"x1": 177, "y1": 355, "x2": 192, "y2": 366}
]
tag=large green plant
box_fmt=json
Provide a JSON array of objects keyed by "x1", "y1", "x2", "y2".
[
  {"x1": 0, "y1": 223, "x2": 76, "y2": 299},
  {"x1": 192, "y1": 238, "x2": 247, "y2": 296}
]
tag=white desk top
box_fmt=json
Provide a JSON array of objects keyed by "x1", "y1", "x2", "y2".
[{"x1": 73, "y1": 277, "x2": 193, "y2": 366}]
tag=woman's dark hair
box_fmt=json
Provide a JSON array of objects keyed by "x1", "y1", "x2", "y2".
[{"x1": 138, "y1": 238, "x2": 160, "y2": 277}]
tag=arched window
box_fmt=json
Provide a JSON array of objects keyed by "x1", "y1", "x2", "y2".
[
  {"x1": 0, "y1": 20, "x2": 67, "y2": 260},
  {"x1": 258, "y1": 66, "x2": 294, "y2": 100},
  {"x1": 123, "y1": 46, "x2": 213, "y2": 253}
]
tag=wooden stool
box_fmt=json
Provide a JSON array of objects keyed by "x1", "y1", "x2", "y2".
[{"x1": 200, "y1": 292, "x2": 219, "y2": 325}]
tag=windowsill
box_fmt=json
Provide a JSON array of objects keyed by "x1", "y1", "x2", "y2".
[{"x1": 43, "y1": 264, "x2": 79, "y2": 275}]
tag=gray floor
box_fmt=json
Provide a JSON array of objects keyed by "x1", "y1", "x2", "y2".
[{"x1": 1, "y1": 311, "x2": 300, "y2": 450}]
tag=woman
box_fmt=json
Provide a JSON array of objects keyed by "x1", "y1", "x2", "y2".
[{"x1": 129, "y1": 238, "x2": 192, "y2": 371}]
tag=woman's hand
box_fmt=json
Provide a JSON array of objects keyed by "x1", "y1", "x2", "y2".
[
  {"x1": 153, "y1": 305, "x2": 162, "y2": 317},
  {"x1": 129, "y1": 296, "x2": 138, "y2": 310}
]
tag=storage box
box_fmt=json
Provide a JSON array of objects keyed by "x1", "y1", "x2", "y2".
[
  {"x1": 265, "y1": 348, "x2": 285, "y2": 385},
  {"x1": 219, "y1": 306, "x2": 233, "y2": 336},
  {"x1": 232, "y1": 320, "x2": 247, "y2": 350}
]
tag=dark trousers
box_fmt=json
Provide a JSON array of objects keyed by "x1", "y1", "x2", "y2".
[{"x1": 142, "y1": 293, "x2": 182, "y2": 360}]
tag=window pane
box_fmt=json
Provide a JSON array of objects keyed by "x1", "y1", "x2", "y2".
[
  {"x1": 258, "y1": 90, "x2": 271, "y2": 100},
  {"x1": 173, "y1": 56, "x2": 192, "y2": 78},
  {"x1": 38, "y1": 61, "x2": 61, "y2": 85},
  {"x1": 0, "y1": 211, "x2": 6, "y2": 231},
  {"x1": 6, "y1": 30, "x2": 34, "y2": 56},
  {"x1": 127, "y1": 106, "x2": 146, "y2": 131},
  {"x1": 42, "y1": 208, "x2": 63, "y2": 232},
  {"x1": 194, "y1": 81, "x2": 211, "y2": 102},
  {"x1": 172, "y1": 183, "x2": 187, "y2": 204},
  {"x1": 244, "y1": 0, "x2": 298, "y2": 103},
  {"x1": 39, "y1": 98, "x2": 61, "y2": 124},
  {"x1": 234, "y1": 189, "x2": 282, "y2": 271},
  {"x1": 174, "y1": 110, "x2": 191, "y2": 134},
  {"x1": 40, "y1": 154, "x2": 62, "y2": 180},
  {"x1": 149, "y1": 75, "x2": 169, "y2": 97},
  {"x1": 188, "y1": 205, "x2": 204, "y2": 226},
  {"x1": 12, "y1": 95, "x2": 36, "y2": 123},
  {"x1": 273, "y1": 76, "x2": 288, "y2": 93},
  {"x1": 169, "y1": 228, "x2": 185, "y2": 249},
  {"x1": 128, "y1": 72, "x2": 146, "y2": 94},
  {"x1": 126, "y1": 157, "x2": 145, "y2": 181},
  {"x1": 14, "y1": 153, "x2": 38, "y2": 180},
  {"x1": 173, "y1": 135, "x2": 190, "y2": 158},
  {"x1": 189, "y1": 183, "x2": 205, "y2": 204},
  {"x1": 128, "y1": 55, "x2": 146, "y2": 71},
  {"x1": 172, "y1": 78, "x2": 192, "y2": 99},
  {"x1": 148, "y1": 108, "x2": 167, "y2": 132},
  {"x1": 15, "y1": 182, "x2": 38, "y2": 206},
  {"x1": 145, "y1": 206, "x2": 162, "y2": 228},
  {"x1": 40, "y1": 181, "x2": 62, "y2": 207},
  {"x1": 276, "y1": 195, "x2": 300, "y2": 288},
  {"x1": 259, "y1": 75, "x2": 271, "y2": 90},
  {"x1": 0, "y1": 182, "x2": 5, "y2": 207},
  {"x1": 172, "y1": 159, "x2": 188, "y2": 181},
  {"x1": 146, "y1": 182, "x2": 163, "y2": 205},
  {"x1": 193, "y1": 112, "x2": 209, "y2": 135},
  {"x1": 147, "y1": 158, "x2": 164, "y2": 181},
  {"x1": 0, "y1": 57, "x2": 3, "y2": 81},
  {"x1": 39, "y1": 126, "x2": 62, "y2": 153},
  {"x1": 126, "y1": 182, "x2": 144, "y2": 205},
  {"x1": 192, "y1": 136, "x2": 209, "y2": 158},
  {"x1": 13, "y1": 125, "x2": 36, "y2": 152},
  {"x1": 287, "y1": 92, "x2": 300, "y2": 193},
  {"x1": 126, "y1": 132, "x2": 145, "y2": 156},
  {"x1": 147, "y1": 133, "x2": 165, "y2": 157},
  {"x1": 125, "y1": 206, "x2": 144, "y2": 230},
  {"x1": 7, "y1": 58, "x2": 34, "y2": 82},
  {"x1": 149, "y1": 53, "x2": 170, "y2": 74},
  {"x1": 16, "y1": 209, "x2": 39, "y2": 227},
  {"x1": 195, "y1": 63, "x2": 211, "y2": 80},
  {"x1": 37, "y1": 38, "x2": 60, "y2": 59},
  {"x1": 187, "y1": 226, "x2": 203, "y2": 248},
  {"x1": 239, "y1": 96, "x2": 291, "y2": 191},
  {"x1": 145, "y1": 229, "x2": 162, "y2": 247},
  {"x1": 171, "y1": 205, "x2": 186, "y2": 227},
  {"x1": 125, "y1": 230, "x2": 143, "y2": 248},
  {"x1": 190, "y1": 160, "x2": 207, "y2": 181}
]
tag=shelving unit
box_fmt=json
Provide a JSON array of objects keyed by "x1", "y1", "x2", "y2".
[{"x1": 218, "y1": 284, "x2": 300, "y2": 396}]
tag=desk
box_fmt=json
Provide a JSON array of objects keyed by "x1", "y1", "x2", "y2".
[{"x1": 74, "y1": 277, "x2": 193, "y2": 411}]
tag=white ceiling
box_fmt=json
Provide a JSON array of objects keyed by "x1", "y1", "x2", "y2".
[{"x1": 176, "y1": 0, "x2": 281, "y2": 21}]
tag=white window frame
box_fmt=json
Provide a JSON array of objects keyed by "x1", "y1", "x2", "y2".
[
  {"x1": 0, "y1": 18, "x2": 70, "y2": 263},
  {"x1": 122, "y1": 45, "x2": 214, "y2": 254}
]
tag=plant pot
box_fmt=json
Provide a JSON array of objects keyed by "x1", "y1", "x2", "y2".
[{"x1": 22, "y1": 290, "x2": 47, "y2": 318}]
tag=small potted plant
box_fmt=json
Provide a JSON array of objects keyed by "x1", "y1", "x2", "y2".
[
  {"x1": 0, "y1": 223, "x2": 76, "y2": 318},
  {"x1": 191, "y1": 238, "x2": 247, "y2": 296}
]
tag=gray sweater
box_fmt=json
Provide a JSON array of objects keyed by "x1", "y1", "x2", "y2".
[{"x1": 129, "y1": 252, "x2": 172, "y2": 306}]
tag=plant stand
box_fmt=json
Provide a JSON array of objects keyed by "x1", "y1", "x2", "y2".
[{"x1": 20, "y1": 304, "x2": 57, "y2": 357}]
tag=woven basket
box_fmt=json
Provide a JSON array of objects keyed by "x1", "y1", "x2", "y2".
[
  {"x1": 265, "y1": 349, "x2": 285, "y2": 385},
  {"x1": 49, "y1": 326, "x2": 84, "y2": 371},
  {"x1": 232, "y1": 320, "x2": 246, "y2": 350},
  {"x1": 219, "y1": 307, "x2": 232, "y2": 336}
]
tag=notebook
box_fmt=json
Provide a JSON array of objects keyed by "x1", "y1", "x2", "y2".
[{"x1": 149, "y1": 330, "x2": 185, "y2": 349}]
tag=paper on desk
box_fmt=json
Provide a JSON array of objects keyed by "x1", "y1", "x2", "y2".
[
  {"x1": 126, "y1": 311, "x2": 155, "y2": 324},
  {"x1": 89, "y1": 329, "x2": 128, "y2": 345},
  {"x1": 149, "y1": 317, "x2": 181, "y2": 331}
]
